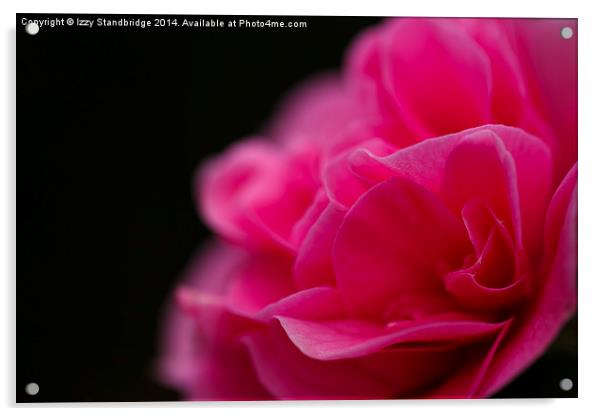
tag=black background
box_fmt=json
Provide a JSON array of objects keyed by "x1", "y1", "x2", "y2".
[{"x1": 17, "y1": 14, "x2": 577, "y2": 402}]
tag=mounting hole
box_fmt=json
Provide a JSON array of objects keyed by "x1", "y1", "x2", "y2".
[
  {"x1": 561, "y1": 26, "x2": 574, "y2": 40},
  {"x1": 559, "y1": 378, "x2": 573, "y2": 391},
  {"x1": 25, "y1": 382, "x2": 39, "y2": 396},
  {"x1": 25, "y1": 22, "x2": 39, "y2": 36}
]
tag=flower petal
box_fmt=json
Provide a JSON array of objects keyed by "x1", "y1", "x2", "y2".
[
  {"x1": 225, "y1": 254, "x2": 296, "y2": 316},
  {"x1": 440, "y1": 129, "x2": 523, "y2": 247},
  {"x1": 476, "y1": 165, "x2": 577, "y2": 395},
  {"x1": 382, "y1": 18, "x2": 493, "y2": 137},
  {"x1": 244, "y1": 323, "x2": 472, "y2": 399},
  {"x1": 277, "y1": 315, "x2": 506, "y2": 361},
  {"x1": 198, "y1": 139, "x2": 317, "y2": 251},
  {"x1": 268, "y1": 73, "x2": 360, "y2": 145},
  {"x1": 257, "y1": 286, "x2": 346, "y2": 322},
  {"x1": 333, "y1": 177, "x2": 471, "y2": 318},
  {"x1": 350, "y1": 125, "x2": 551, "y2": 255},
  {"x1": 294, "y1": 201, "x2": 346, "y2": 289},
  {"x1": 513, "y1": 19, "x2": 577, "y2": 179}
]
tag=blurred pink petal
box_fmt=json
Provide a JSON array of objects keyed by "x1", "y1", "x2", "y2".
[{"x1": 512, "y1": 19, "x2": 577, "y2": 180}]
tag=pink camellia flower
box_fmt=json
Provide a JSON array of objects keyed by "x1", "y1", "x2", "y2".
[{"x1": 158, "y1": 17, "x2": 577, "y2": 400}]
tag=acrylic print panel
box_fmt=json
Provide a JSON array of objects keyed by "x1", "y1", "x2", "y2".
[{"x1": 17, "y1": 14, "x2": 577, "y2": 402}]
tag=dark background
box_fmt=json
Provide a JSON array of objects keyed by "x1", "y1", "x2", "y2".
[{"x1": 17, "y1": 14, "x2": 577, "y2": 402}]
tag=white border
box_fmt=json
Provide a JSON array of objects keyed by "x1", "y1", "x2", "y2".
[{"x1": 3, "y1": 1, "x2": 601, "y2": 415}]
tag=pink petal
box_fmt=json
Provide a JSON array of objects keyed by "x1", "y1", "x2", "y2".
[
  {"x1": 268, "y1": 73, "x2": 361, "y2": 145},
  {"x1": 225, "y1": 254, "x2": 296, "y2": 316},
  {"x1": 277, "y1": 315, "x2": 506, "y2": 361},
  {"x1": 289, "y1": 189, "x2": 329, "y2": 248},
  {"x1": 440, "y1": 129, "x2": 523, "y2": 248},
  {"x1": 461, "y1": 199, "x2": 496, "y2": 256},
  {"x1": 445, "y1": 213, "x2": 529, "y2": 311},
  {"x1": 347, "y1": 18, "x2": 493, "y2": 143},
  {"x1": 457, "y1": 19, "x2": 528, "y2": 126},
  {"x1": 321, "y1": 119, "x2": 382, "y2": 161},
  {"x1": 243, "y1": 325, "x2": 388, "y2": 399},
  {"x1": 543, "y1": 164, "x2": 578, "y2": 276},
  {"x1": 333, "y1": 177, "x2": 471, "y2": 318},
  {"x1": 350, "y1": 126, "x2": 551, "y2": 254},
  {"x1": 175, "y1": 287, "x2": 261, "y2": 341},
  {"x1": 156, "y1": 297, "x2": 201, "y2": 395},
  {"x1": 187, "y1": 343, "x2": 272, "y2": 401},
  {"x1": 257, "y1": 286, "x2": 346, "y2": 322},
  {"x1": 156, "y1": 241, "x2": 249, "y2": 393},
  {"x1": 382, "y1": 19, "x2": 492, "y2": 137},
  {"x1": 323, "y1": 138, "x2": 394, "y2": 207},
  {"x1": 198, "y1": 139, "x2": 289, "y2": 248},
  {"x1": 159, "y1": 285, "x2": 269, "y2": 400},
  {"x1": 178, "y1": 240, "x2": 248, "y2": 295},
  {"x1": 198, "y1": 139, "x2": 318, "y2": 251},
  {"x1": 349, "y1": 128, "x2": 461, "y2": 193},
  {"x1": 294, "y1": 201, "x2": 346, "y2": 289},
  {"x1": 426, "y1": 320, "x2": 512, "y2": 398},
  {"x1": 252, "y1": 140, "x2": 320, "y2": 243},
  {"x1": 322, "y1": 150, "x2": 372, "y2": 208},
  {"x1": 344, "y1": 23, "x2": 411, "y2": 143},
  {"x1": 513, "y1": 19, "x2": 577, "y2": 180},
  {"x1": 445, "y1": 271, "x2": 528, "y2": 313},
  {"x1": 159, "y1": 292, "x2": 271, "y2": 400},
  {"x1": 243, "y1": 323, "x2": 472, "y2": 399},
  {"x1": 470, "y1": 223, "x2": 518, "y2": 289},
  {"x1": 476, "y1": 165, "x2": 577, "y2": 395},
  {"x1": 488, "y1": 125, "x2": 552, "y2": 257}
]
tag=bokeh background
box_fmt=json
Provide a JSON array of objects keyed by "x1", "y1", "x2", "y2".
[{"x1": 17, "y1": 14, "x2": 577, "y2": 402}]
